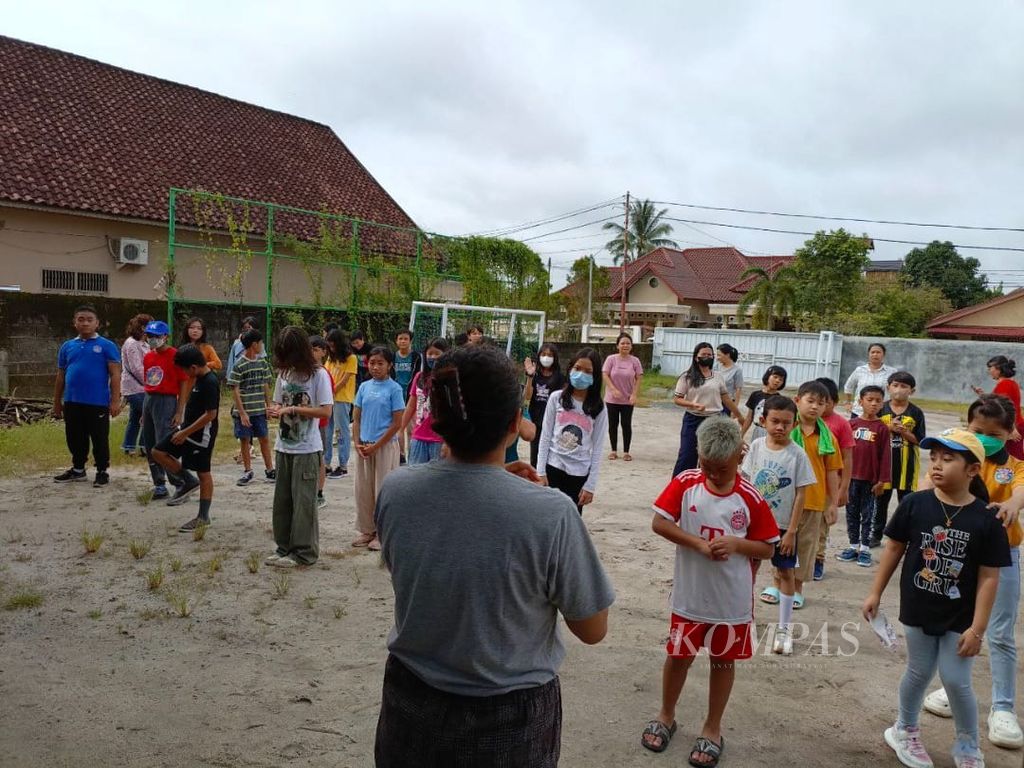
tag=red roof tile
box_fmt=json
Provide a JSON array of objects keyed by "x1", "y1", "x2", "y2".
[
  {"x1": 608, "y1": 247, "x2": 791, "y2": 303},
  {"x1": 0, "y1": 35, "x2": 418, "y2": 243},
  {"x1": 727, "y1": 255, "x2": 795, "y2": 293}
]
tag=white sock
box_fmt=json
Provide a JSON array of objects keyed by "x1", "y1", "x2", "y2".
[{"x1": 779, "y1": 594, "x2": 795, "y2": 629}]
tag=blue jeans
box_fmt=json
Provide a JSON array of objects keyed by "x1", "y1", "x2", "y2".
[
  {"x1": 845, "y1": 479, "x2": 876, "y2": 547},
  {"x1": 672, "y1": 412, "x2": 706, "y2": 478},
  {"x1": 408, "y1": 439, "x2": 443, "y2": 465},
  {"x1": 899, "y1": 625, "x2": 980, "y2": 759},
  {"x1": 988, "y1": 546, "x2": 1020, "y2": 713},
  {"x1": 121, "y1": 393, "x2": 145, "y2": 451},
  {"x1": 324, "y1": 402, "x2": 352, "y2": 469}
]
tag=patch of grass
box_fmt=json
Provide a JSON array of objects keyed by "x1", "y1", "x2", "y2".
[
  {"x1": 352, "y1": 568, "x2": 362, "y2": 587},
  {"x1": 139, "y1": 608, "x2": 164, "y2": 621},
  {"x1": 191, "y1": 523, "x2": 210, "y2": 542},
  {"x1": 333, "y1": 606, "x2": 346, "y2": 619},
  {"x1": 169, "y1": 557, "x2": 183, "y2": 573},
  {"x1": 145, "y1": 566, "x2": 165, "y2": 591},
  {"x1": 271, "y1": 573, "x2": 291, "y2": 599},
  {"x1": 128, "y1": 539, "x2": 153, "y2": 560},
  {"x1": 81, "y1": 530, "x2": 104, "y2": 554},
  {"x1": 204, "y1": 554, "x2": 224, "y2": 576},
  {"x1": 87, "y1": 609, "x2": 102, "y2": 620},
  {"x1": 245, "y1": 552, "x2": 261, "y2": 574},
  {"x1": 4, "y1": 589, "x2": 43, "y2": 611},
  {"x1": 166, "y1": 589, "x2": 192, "y2": 618},
  {"x1": 303, "y1": 594, "x2": 317, "y2": 609},
  {"x1": 914, "y1": 397, "x2": 970, "y2": 418},
  {"x1": 136, "y1": 489, "x2": 154, "y2": 506}
]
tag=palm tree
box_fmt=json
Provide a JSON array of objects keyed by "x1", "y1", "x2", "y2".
[
  {"x1": 735, "y1": 265, "x2": 798, "y2": 330},
  {"x1": 603, "y1": 199, "x2": 678, "y2": 265}
]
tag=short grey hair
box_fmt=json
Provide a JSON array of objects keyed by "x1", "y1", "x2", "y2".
[{"x1": 696, "y1": 416, "x2": 743, "y2": 461}]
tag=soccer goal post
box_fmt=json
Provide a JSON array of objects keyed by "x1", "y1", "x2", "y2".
[{"x1": 409, "y1": 301, "x2": 546, "y2": 361}]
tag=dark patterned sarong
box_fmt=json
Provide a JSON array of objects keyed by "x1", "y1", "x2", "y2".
[{"x1": 375, "y1": 655, "x2": 562, "y2": 767}]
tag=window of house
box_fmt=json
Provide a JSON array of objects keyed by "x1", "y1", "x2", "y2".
[
  {"x1": 648, "y1": 276, "x2": 659, "y2": 288},
  {"x1": 42, "y1": 269, "x2": 109, "y2": 294}
]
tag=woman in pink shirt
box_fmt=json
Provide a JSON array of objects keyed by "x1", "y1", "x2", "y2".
[
  {"x1": 403, "y1": 337, "x2": 449, "y2": 464},
  {"x1": 602, "y1": 333, "x2": 644, "y2": 461}
]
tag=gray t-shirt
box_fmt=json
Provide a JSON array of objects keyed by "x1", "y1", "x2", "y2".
[
  {"x1": 741, "y1": 437, "x2": 816, "y2": 529},
  {"x1": 375, "y1": 462, "x2": 615, "y2": 697}
]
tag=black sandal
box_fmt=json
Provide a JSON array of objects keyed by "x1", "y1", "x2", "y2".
[
  {"x1": 688, "y1": 735, "x2": 724, "y2": 767},
  {"x1": 640, "y1": 719, "x2": 677, "y2": 753}
]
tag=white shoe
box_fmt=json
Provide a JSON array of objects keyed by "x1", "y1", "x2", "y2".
[
  {"x1": 885, "y1": 725, "x2": 934, "y2": 768},
  {"x1": 923, "y1": 688, "x2": 952, "y2": 718},
  {"x1": 270, "y1": 555, "x2": 299, "y2": 568},
  {"x1": 264, "y1": 552, "x2": 282, "y2": 565},
  {"x1": 988, "y1": 710, "x2": 1024, "y2": 749},
  {"x1": 773, "y1": 626, "x2": 793, "y2": 656},
  {"x1": 954, "y1": 754, "x2": 985, "y2": 768}
]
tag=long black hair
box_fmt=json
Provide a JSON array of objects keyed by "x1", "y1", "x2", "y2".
[
  {"x1": 536, "y1": 343, "x2": 561, "y2": 376},
  {"x1": 987, "y1": 355, "x2": 1017, "y2": 379},
  {"x1": 968, "y1": 394, "x2": 1016, "y2": 431},
  {"x1": 180, "y1": 316, "x2": 208, "y2": 345},
  {"x1": 273, "y1": 326, "x2": 316, "y2": 378},
  {"x1": 717, "y1": 343, "x2": 738, "y2": 363},
  {"x1": 684, "y1": 342, "x2": 714, "y2": 388},
  {"x1": 762, "y1": 364, "x2": 788, "y2": 389},
  {"x1": 325, "y1": 328, "x2": 351, "y2": 363},
  {"x1": 430, "y1": 344, "x2": 520, "y2": 460},
  {"x1": 561, "y1": 347, "x2": 604, "y2": 418}
]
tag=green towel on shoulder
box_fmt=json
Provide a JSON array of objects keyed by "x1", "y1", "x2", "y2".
[{"x1": 791, "y1": 418, "x2": 836, "y2": 455}]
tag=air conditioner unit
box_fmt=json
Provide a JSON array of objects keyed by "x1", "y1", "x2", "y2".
[{"x1": 117, "y1": 238, "x2": 149, "y2": 266}]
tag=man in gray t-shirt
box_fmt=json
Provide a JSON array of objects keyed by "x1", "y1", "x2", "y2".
[{"x1": 375, "y1": 461, "x2": 615, "y2": 697}]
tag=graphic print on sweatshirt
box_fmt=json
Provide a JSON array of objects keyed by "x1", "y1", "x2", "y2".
[
  {"x1": 554, "y1": 408, "x2": 592, "y2": 456},
  {"x1": 279, "y1": 385, "x2": 313, "y2": 446}
]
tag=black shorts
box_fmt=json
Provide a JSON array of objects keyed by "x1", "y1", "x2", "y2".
[
  {"x1": 154, "y1": 430, "x2": 216, "y2": 472},
  {"x1": 375, "y1": 655, "x2": 561, "y2": 767}
]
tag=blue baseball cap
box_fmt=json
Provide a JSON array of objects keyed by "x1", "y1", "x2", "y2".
[{"x1": 144, "y1": 320, "x2": 170, "y2": 336}]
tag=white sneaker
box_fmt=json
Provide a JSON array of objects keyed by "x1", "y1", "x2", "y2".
[
  {"x1": 953, "y1": 754, "x2": 985, "y2": 768},
  {"x1": 988, "y1": 710, "x2": 1024, "y2": 749},
  {"x1": 773, "y1": 626, "x2": 793, "y2": 656},
  {"x1": 264, "y1": 552, "x2": 282, "y2": 566},
  {"x1": 923, "y1": 688, "x2": 952, "y2": 718},
  {"x1": 885, "y1": 725, "x2": 934, "y2": 768},
  {"x1": 270, "y1": 555, "x2": 299, "y2": 568}
]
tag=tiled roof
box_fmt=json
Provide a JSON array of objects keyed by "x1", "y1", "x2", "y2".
[
  {"x1": 727, "y1": 255, "x2": 795, "y2": 293},
  {"x1": 608, "y1": 247, "x2": 789, "y2": 303},
  {"x1": 926, "y1": 287, "x2": 1024, "y2": 328},
  {"x1": 927, "y1": 324, "x2": 1024, "y2": 340},
  {"x1": 0, "y1": 35, "x2": 418, "y2": 242}
]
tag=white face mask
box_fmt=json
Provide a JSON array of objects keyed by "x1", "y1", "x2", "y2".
[
  {"x1": 147, "y1": 336, "x2": 165, "y2": 350},
  {"x1": 539, "y1": 355, "x2": 554, "y2": 368}
]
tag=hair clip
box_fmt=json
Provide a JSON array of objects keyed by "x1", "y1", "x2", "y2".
[{"x1": 442, "y1": 369, "x2": 469, "y2": 422}]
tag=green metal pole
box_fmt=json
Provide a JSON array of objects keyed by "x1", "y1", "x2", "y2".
[
  {"x1": 167, "y1": 189, "x2": 176, "y2": 335},
  {"x1": 350, "y1": 221, "x2": 360, "y2": 313},
  {"x1": 266, "y1": 205, "x2": 275, "y2": 341}
]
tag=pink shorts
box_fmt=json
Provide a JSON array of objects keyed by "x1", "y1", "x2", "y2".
[{"x1": 666, "y1": 614, "x2": 753, "y2": 660}]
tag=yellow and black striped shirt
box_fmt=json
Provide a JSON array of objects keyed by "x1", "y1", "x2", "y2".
[{"x1": 880, "y1": 402, "x2": 926, "y2": 491}]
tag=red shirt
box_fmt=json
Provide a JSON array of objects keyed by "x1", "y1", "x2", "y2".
[
  {"x1": 143, "y1": 346, "x2": 185, "y2": 396},
  {"x1": 993, "y1": 378, "x2": 1024, "y2": 428},
  {"x1": 849, "y1": 417, "x2": 892, "y2": 485},
  {"x1": 822, "y1": 411, "x2": 856, "y2": 452}
]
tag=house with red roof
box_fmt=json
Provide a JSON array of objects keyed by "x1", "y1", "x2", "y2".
[
  {"x1": 926, "y1": 288, "x2": 1024, "y2": 342},
  {"x1": 0, "y1": 35, "x2": 428, "y2": 305},
  {"x1": 599, "y1": 247, "x2": 794, "y2": 329}
]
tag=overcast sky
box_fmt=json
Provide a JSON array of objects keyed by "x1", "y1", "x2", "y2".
[{"x1": 6, "y1": 1, "x2": 1024, "y2": 287}]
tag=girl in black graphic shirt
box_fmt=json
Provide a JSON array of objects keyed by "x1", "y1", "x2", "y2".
[
  {"x1": 863, "y1": 429, "x2": 1009, "y2": 768},
  {"x1": 524, "y1": 343, "x2": 565, "y2": 468}
]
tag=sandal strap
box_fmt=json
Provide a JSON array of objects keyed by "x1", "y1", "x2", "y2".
[{"x1": 693, "y1": 736, "x2": 722, "y2": 756}]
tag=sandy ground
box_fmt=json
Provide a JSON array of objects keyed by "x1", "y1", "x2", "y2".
[{"x1": 1, "y1": 404, "x2": 1021, "y2": 768}]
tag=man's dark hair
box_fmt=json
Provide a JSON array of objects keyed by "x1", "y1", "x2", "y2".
[
  {"x1": 74, "y1": 304, "x2": 98, "y2": 317},
  {"x1": 762, "y1": 394, "x2": 797, "y2": 419},
  {"x1": 814, "y1": 377, "x2": 839, "y2": 403},
  {"x1": 888, "y1": 371, "x2": 916, "y2": 389},
  {"x1": 796, "y1": 380, "x2": 829, "y2": 400},
  {"x1": 174, "y1": 343, "x2": 206, "y2": 369},
  {"x1": 859, "y1": 385, "x2": 885, "y2": 399},
  {"x1": 240, "y1": 329, "x2": 262, "y2": 349}
]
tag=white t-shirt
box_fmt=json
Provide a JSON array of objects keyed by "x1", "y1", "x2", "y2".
[
  {"x1": 741, "y1": 438, "x2": 817, "y2": 529},
  {"x1": 537, "y1": 390, "x2": 609, "y2": 493},
  {"x1": 272, "y1": 368, "x2": 333, "y2": 454},
  {"x1": 653, "y1": 470, "x2": 779, "y2": 624}
]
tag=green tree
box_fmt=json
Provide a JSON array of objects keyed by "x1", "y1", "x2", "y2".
[
  {"x1": 790, "y1": 229, "x2": 872, "y2": 327},
  {"x1": 901, "y1": 240, "x2": 995, "y2": 309},
  {"x1": 448, "y1": 236, "x2": 551, "y2": 311},
  {"x1": 735, "y1": 265, "x2": 798, "y2": 330},
  {"x1": 602, "y1": 199, "x2": 678, "y2": 265},
  {"x1": 835, "y1": 283, "x2": 951, "y2": 337}
]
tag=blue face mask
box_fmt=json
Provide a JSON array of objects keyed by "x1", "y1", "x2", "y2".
[
  {"x1": 570, "y1": 371, "x2": 593, "y2": 390},
  {"x1": 425, "y1": 357, "x2": 437, "y2": 369}
]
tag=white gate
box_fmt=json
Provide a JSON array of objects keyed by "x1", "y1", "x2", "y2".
[{"x1": 653, "y1": 328, "x2": 843, "y2": 386}]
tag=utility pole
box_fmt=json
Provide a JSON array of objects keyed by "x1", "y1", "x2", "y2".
[
  {"x1": 585, "y1": 254, "x2": 593, "y2": 342},
  {"x1": 619, "y1": 191, "x2": 630, "y2": 331}
]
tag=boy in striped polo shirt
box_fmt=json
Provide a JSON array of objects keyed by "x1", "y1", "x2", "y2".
[{"x1": 228, "y1": 329, "x2": 275, "y2": 485}]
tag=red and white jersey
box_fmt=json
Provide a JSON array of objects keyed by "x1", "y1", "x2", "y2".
[{"x1": 654, "y1": 470, "x2": 780, "y2": 624}]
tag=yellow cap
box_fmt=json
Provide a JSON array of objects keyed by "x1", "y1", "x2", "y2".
[{"x1": 920, "y1": 428, "x2": 985, "y2": 464}]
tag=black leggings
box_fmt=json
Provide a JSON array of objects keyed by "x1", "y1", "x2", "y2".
[
  {"x1": 546, "y1": 464, "x2": 588, "y2": 513},
  {"x1": 606, "y1": 403, "x2": 634, "y2": 453}
]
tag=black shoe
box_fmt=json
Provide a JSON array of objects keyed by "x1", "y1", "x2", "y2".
[
  {"x1": 54, "y1": 468, "x2": 88, "y2": 483},
  {"x1": 166, "y1": 476, "x2": 200, "y2": 506},
  {"x1": 178, "y1": 516, "x2": 210, "y2": 533},
  {"x1": 328, "y1": 466, "x2": 345, "y2": 479},
  {"x1": 93, "y1": 471, "x2": 110, "y2": 487},
  {"x1": 400, "y1": 454, "x2": 407, "y2": 465},
  {"x1": 868, "y1": 538, "x2": 883, "y2": 549},
  {"x1": 264, "y1": 469, "x2": 277, "y2": 483}
]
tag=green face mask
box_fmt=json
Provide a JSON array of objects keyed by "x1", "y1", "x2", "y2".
[{"x1": 975, "y1": 433, "x2": 1006, "y2": 457}]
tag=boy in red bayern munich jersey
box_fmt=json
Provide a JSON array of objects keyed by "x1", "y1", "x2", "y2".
[{"x1": 641, "y1": 416, "x2": 779, "y2": 766}]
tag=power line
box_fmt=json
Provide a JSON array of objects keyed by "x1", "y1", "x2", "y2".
[
  {"x1": 460, "y1": 197, "x2": 623, "y2": 238},
  {"x1": 659, "y1": 216, "x2": 1024, "y2": 253},
  {"x1": 519, "y1": 215, "x2": 622, "y2": 243},
  {"x1": 653, "y1": 200, "x2": 1024, "y2": 233}
]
